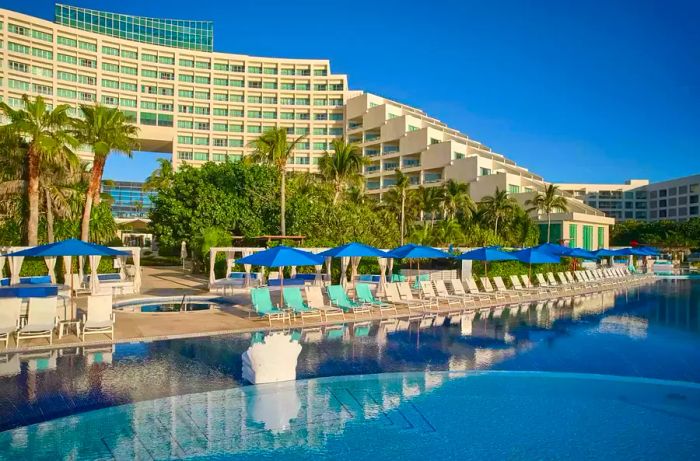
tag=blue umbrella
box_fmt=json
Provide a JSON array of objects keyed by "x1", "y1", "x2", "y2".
[
  {"x1": 564, "y1": 247, "x2": 596, "y2": 259},
  {"x1": 512, "y1": 247, "x2": 561, "y2": 277},
  {"x1": 5, "y1": 238, "x2": 129, "y2": 257},
  {"x1": 319, "y1": 243, "x2": 388, "y2": 286},
  {"x1": 237, "y1": 246, "x2": 323, "y2": 303},
  {"x1": 318, "y1": 242, "x2": 388, "y2": 258},
  {"x1": 593, "y1": 248, "x2": 618, "y2": 258},
  {"x1": 386, "y1": 244, "x2": 451, "y2": 259},
  {"x1": 386, "y1": 244, "x2": 451, "y2": 283},
  {"x1": 535, "y1": 242, "x2": 571, "y2": 256},
  {"x1": 236, "y1": 245, "x2": 323, "y2": 268},
  {"x1": 455, "y1": 246, "x2": 517, "y2": 276}
]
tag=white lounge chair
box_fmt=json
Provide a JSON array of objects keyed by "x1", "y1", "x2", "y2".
[
  {"x1": 398, "y1": 282, "x2": 437, "y2": 310},
  {"x1": 304, "y1": 286, "x2": 345, "y2": 321},
  {"x1": 478, "y1": 277, "x2": 508, "y2": 302},
  {"x1": 420, "y1": 280, "x2": 462, "y2": 310},
  {"x1": 434, "y1": 279, "x2": 476, "y2": 308},
  {"x1": 16, "y1": 297, "x2": 58, "y2": 347},
  {"x1": 385, "y1": 283, "x2": 424, "y2": 313},
  {"x1": 80, "y1": 294, "x2": 115, "y2": 341},
  {"x1": 0, "y1": 298, "x2": 22, "y2": 348},
  {"x1": 492, "y1": 276, "x2": 525, "y2": 300}
]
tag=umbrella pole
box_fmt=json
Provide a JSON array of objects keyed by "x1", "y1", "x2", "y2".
[
  {"x1": 279, "y1": 267, "x2": 284, "y2": 307},
  {"x1": 484, "y1": 261, "x2": 487, "y2": 277}
]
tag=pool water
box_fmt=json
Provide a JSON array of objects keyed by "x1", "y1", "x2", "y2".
[{"x1": 0, "y1": 280, "x2": 699, "y2": 459}]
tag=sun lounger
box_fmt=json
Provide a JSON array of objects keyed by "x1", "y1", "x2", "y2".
[
  {"x1": 510, "y1": 275, "x2": 547, "y2": 296},
  {"x1": 80, "y1": 294, "x2": 115, "y2": 341},
  {"x1": 327, "y1": 285, "x2": 371, "y2": 318},
  {"x1": 283, "y1": 287, "x2": 322, "y2": 324},
  {"x1": 492, "y1": 276, "x2": 525, "y2": 300},
  {"x1": 547, "y1": 272, "x2": 573, "y2": 293},
  {"x1": 420, "y1": 280, "x2": 462, "y2": 310},
  {"x1": 355, "y1": 283, "x2": 397, "y2": 317},
  {"x1": 0, "y1": 298, "x2": 22, "y2": 348},
  {"x1": 16, "y1": 297, "x2": 58, "y2": 347},
  {"x1": 251, "y1": 287, "x2": 290, "y2": 326},
  {"x1": 398, "y1": 282, "x2": 438, "y2": 310},
  {"x1": 385, "y1": 283, "x2": 425, "y2": 313},
  {"x1": 305, "y1": 286, "x2": 345, "y2": 321},
  {"x1": 434, "y1": 279, "x2": 476, "y2": 308},
  {"x1": 478, "y1": 277, "x2": 508, "y2": 302},
  {"x1": 450, "y1": 278, "x2": 492, "y2": 302}
]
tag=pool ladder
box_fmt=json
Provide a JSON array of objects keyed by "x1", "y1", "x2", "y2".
[{"x1": 178, "y1": 294, "x2": 187, "y2": 311}]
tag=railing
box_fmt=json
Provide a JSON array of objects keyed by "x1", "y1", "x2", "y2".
[
  {"x1": 383, "y1": 146, "x2": 399, "y2": 153},
  {"x1": 365, "y1": 134, "x2": 380, "y2": 142},
  {"x1": 403, "y1": 160, "x2": 420, "y2": 168}
]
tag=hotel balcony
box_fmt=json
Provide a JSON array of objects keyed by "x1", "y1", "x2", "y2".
[
  {"x1": 383, "y1": 161, "x2": 399, "y2": 171},
  {"x1": 402, "y1": 159, "x2": 421, "y2": 169},
  {"x1": 365, "y1": 147, "x2": 380, "y2": 157},
  {"x1": 365, "y1": 133, "x2": 380, "y2": 142},
  {"x1": 382, "y1": 145, "x2": 400, "y2": 155}
]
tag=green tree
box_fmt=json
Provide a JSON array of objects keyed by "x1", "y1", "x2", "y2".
[
  {"x1": 392, "y1": 170, "x2": 410, "y2": 245},
  {"x1": 248, "y1": 127, "x2": 305, "y2": 235},
  {"x1": 480, "y1": 187, "x2": 518, "y2": 236},
  {"x1": 416, "y1": 186, "x2": 444, "y2": 226},
  {"x1": 0, "y1": 95, "x2": 78, "y2": 245},
  {"x1": 442, "y1": 180, "x2": 476, "y2": 220},
  {"x1": 143, "y1": 158, "x2": 174, "y2": 192},
  {"x1": 318, "y1": 139, "x2": 367, "y2": 204},
  {"x1": 525, "y1": 184, "x2": 569, "y2": 243},
  {"x1": 74, "y1": 104, "x2": 139, "y2": 242}
]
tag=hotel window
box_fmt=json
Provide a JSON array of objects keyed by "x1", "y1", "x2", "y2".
[
  {"x1": 142, "y1": 53, "x2": 157, "y2": 63},
  {"x1": 248, "y1": 66, "x2": 262, "y2": 74},
  {"x1": 102, "y1": 79, "x2": 119, "y2": 89},
  {"x1": 296, "y1": 127, "x2": 310, "y2": 135},
  {"x1": 120, "y1": 98, "x2": 136, "y2": 107},
  {"x1": 194, "y1": 152, "x2": 209, "y2": 161},
  {"x1": 8, "y1": 24, "x2": 29, "y2": 36},
  {"x1": 121, "y1": 66, "x2": 137, "y2": 76},
  {"x1": 690, "y1": 195, "x2": 699, "y2": 204},
  {"x1": 314, "y1": 69, "x2": 327, "y2": 76},
  {"x1": 330, "y1": 128, "x2": 343, "y2": 136},
  {"x1": 690, "y1": 206, "x2": 699, "y2": 215},
  {"x1": 231, "y1": 110, "x2": 244, "y2": 118},
  {"x1": 31, "y1": 48, "x2": 53, "y2": 60},
  {"x1": 213, "y1": 108, "x2": 228, "y2": 116},
  {"x1": 194, "y1": 91, "x2": 210, "y2": 100},
  {"x1": 408, "y1": 125, "x2": 419, "y2": 132},
  {"x1": 57, "y1": 88, "x2": 77, "y2": 99},
  {"x1": 195, "y1": 61, "x2": 210, "y2": 69},
  {"x1": 140, "y1": 112, "x2": 157, "y2": 126},
  {"x1": 212, "y1": 154, "x2": 226, "y2": 162},
  {"x1": 262, "y1": 97, "x2": 277, "y2": 104},
  {"x1": 659, "y1": 189, "x2": 667, "y2": 197},
  {"x1": 121, "y1": 50, "x2": 137, "y2": 59},
  {"x1": 158, "y1": 103, "x2": 173, "y2": 112},
  {"x1": 248, "y1": 110, "x2": 262, "y2": 119},
  {"x1": 248, "y1": 126, "x2": 262, "y2": 133},
  {"x1": 329, "y1": 113, "x2": 343, "y2": 121},
  {"x1": 102, "y1": 46, "x2": 119, "y2": 56},
  {"x1": 179, "y1": 89, "x2": 194, "y2": 98},
  {"x1": 213, "y1": 93, "x2": 228, "y2": 101},
  {"x1": 195, "y1": 122, "x2": 210, "y2": 130},
  {"x1": 194, "y1": 76, "x2": 210, "y2": 84},
  {"x1": 248, "y1": 81, "x2": 262, "y2": 89},
  {"x1": 57, "y1": 36, "x2": 77, "y2": 47},
  {"x1": 31, "y1": 30, "x2": 53, "y2": 42},
  {"x1": 313, "y1": 128, "x2": 328, "y2": 135},
  {"x1": 313, "y1": 142, "x2": 327, "y2": 151},
  {"x1": 213, "y1": 63, "x2": 229, "y2": 71},
  {"x1": 101, "y1": 96, "x2": 118, "y2": 106},
  {"x1": 213, "y1": 138, "x2": 227, "y2": 147},
  {"x1": 230, "y1": 124, "x2": 243, "y2": 132},
  {"x1": 230, "y1": 80, "x2": 244, "y2": 87},
  {"x1": 213, "y1": 123, "x2": 227, "y2": 131},
  {"x1": 8, "y1": 79, "x2": 30, "y2": 91},
  {"x1": 140, "y1": 101, "x2": 156, "y2": 110},
  {"x1": 430, "y1": 138, "x2": 441, "y2": 145},
  {"x1": 480, "y1": 168, "x2": 492, "y2": 176},
  {"x1": 263, "y1": 82, "x2": 277, "y2": 89},
  {"x1": 179, "y1": 59, "x2": 194, "y2": 67},
  {"x1": 160, "y1": 72, "x2": 175, "y2": 81},
  {"x1": 8, "y1": 61, "x2": 29, "y2": 72},
  {"x1": 691, "y1": 184, "x2": 700, "y2": 193},
  {"x1": 78, "y1": 41, "x2": 97, "y2": 52},
  {"x1": 668, "y1": 187, "x2": 677, "y2": 196},
  {"x1": 508, "y1": 185, "x2": 521, "y2": 195},
  {"x1": 231, "y1": 65, "x2": 245, "y2": 72},
  {"x1": 31, "y1": 66, "x2": 52, "y2": 78},
  {"x1": 179, "y1": 74, "x2": 194, "y2": 83},
  {"x1": 102, "y1": 62, "x2": 119, "y2": 73},
  {"x1": 159, "y1": 56, "x2": 175, "y2": 65},
  {"x1": 679, "y1": 185, "x2": 688, "y2": 194},
  {"x1": 142, "y1": 69, "x2": 157, "y2": 78},
  {"x1": 194, "y1": 106, "x2": 210, "y2": 115},
  {"x1": 178, "y1": 120, "x2": 193, "y2": 129},
  {"x1": 228, "y1": 139, "x2": 244, "y2": 147},
  {"x1": 178, "y1": 136, "x2": 193, "y2": 145},
  {"x1": 263, "y1": 67, "x2": 277, "y2": 75},
  {"x1": 8, "y1": 42, "x2": 29, "y2": 54},
  {"x1": 178, "y1": 151, "x2": 193, "y2": 160},
  {"x1": 568, "y1": 224, "x2": 577, "y2": 247},
  {"x1": 314, "y1": 84, "x2": 327, "y2": 91}
]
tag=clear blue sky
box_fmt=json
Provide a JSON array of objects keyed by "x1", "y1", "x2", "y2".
[{"x1": 10, "y1": 0, "x2": 700, "y2": 183}]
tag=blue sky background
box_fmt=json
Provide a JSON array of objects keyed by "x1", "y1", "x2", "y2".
[{"x1": 9, "y1": 1, "x2": 700, "y2": 183}]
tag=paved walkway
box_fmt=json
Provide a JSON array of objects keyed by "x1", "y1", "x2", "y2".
[{"x1": 0, "y1": 269, "x2": 656, "y2": 353}]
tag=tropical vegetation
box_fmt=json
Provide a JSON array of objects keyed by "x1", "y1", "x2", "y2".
[
  {"x1": 0, "y1": 95, "x2": 130, "y2": 247},
  {"x1": 526, "y1": 184, "x2": 568, "y2": 243}
]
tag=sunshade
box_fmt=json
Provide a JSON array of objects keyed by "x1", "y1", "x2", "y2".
[
  {"x1": 593, "y1": 248, "x2": 618, "y2": 258},
  {"x1": 512, "y1": 247, "x2": 561, "y2": 264},
  {"x1": 454, "y1": 246, "x2": 517, "y2": 261},
  {"x1": 386, "y1": 244, "x2": 451, "y2": 259},
  {"x1": 5, "y1": 238, "x2": 129, "y2": 257},
  {"x1": 236, "y1": 245, "x2": 323, "y2": 268},
  {"x1": 318, "y1": 242, "x2": 388, "y2": 258}
]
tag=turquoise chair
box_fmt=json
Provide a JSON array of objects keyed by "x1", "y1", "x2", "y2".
[
  {"x1": 391, "y1": 274, "x2": 406, "y2": 282},
  {"x1": 353, "y1": 323, "x2": 371, "y2": 337},
  {"x1": 283, "y1": 287, "x2": 322, "y2": 324},
  {"x1": 251, "y1": 287, "x2": 289, "y2": 326},
  {"x1": 412, "y1": 274, "x2": 430, "y2": 289},
  {"x1": 327, "y1": 285, "x2": 370, "y2": 317},
  {"x1": 355, "y1": 283, "x2": 397, "y2": 316}
]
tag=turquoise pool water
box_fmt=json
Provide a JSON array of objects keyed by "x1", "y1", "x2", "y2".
[{"x1": 0, "y1": 279, "x2": 699, "y2": 459}]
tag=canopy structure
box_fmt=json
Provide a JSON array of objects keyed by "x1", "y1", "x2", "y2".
[
  {"x1": 319, "y1": 243, "x2": 388, "y2": 288},
  {"x1": 237, "y1": 246, "x2": 324, "y2": 304},
  {"x1": 535, "y1": 243, "x2": 572, "y2": 256},
  {"x1": 455, "y1": 246, "x2": 517, "y2": 276},
  {"x1": 593, "y1": 248, "x2": 618, "y2": 258},
  {"x1": 512, "y1": 247, "x2": 561, "y2": 277}
]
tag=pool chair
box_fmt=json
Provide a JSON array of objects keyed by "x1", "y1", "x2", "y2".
[
  {"x1": 477, "y1": 277, "x2": 508, "y2": 302},
  {"x1": 449, "y1": 279, "x2": 491, "y2": 302},
  {"x1": 492, "y1": 277, "x2": 525, "y2": 300},
  {"x1": 398, "y1": 282, "x2": 438, "y2": 310},
  {"x1": 355, "y1": 283, "x2": 397, "y2": 317},
  {"x1": 283, "y1": 287, "x2": 322, "y2": 324},
  {"x1": 385, "y1": 283, "x2": 425, "y2": 313},
  {"x1": 420, "y1": 280, "x2": 462, "y2": 311},
  {"x1": 546, "y1": 273, "x2": 574, "y2": 293},
  {"x1": 412, "y1": 274, "x2": 430, "y2": 289},
  {"x1": 510, "y1": 275, "x2": 546, "y2": 297},
  {"x1": 304, "y1": 286, "x2": 345, "y2": 321},
  {"x1": 327, "y1": 285, "x2": 371, "y2": 318},
  {"x1": 557, "y1": 272, "x2": 579, "y2": 291},
  {"x1": 0, "y1": 298, "x2": 22, "y2": 348},
  {"x1": 536, "y1": 273, "x2": 562, "y2": 293},
  {"x1": 433, "y1": 279, "x2": 476, "y2": 309},
  {"x1": 16, "y1": 297, "x2": 58, "y2": 347},
  {"x1": 250, "y1": 287, "x2": 290, "y2": 326},
  {"x1": 80, "y1": 294, "x2": 116, "y2": 342}
]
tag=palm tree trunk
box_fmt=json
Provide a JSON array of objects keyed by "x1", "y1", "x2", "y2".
[
  {"x1": 494, "y1": 216, "x2": 499, "y2": 236},
  {"x1": 92, "y1": 156, "x2": 106, "y2": 205},
  {"x1": 400, "y1": 190, "x2": 406, "y2": 245},
  {"x1": 280, "y1": 169, "x2": 286, "y2": 236},
  {"x1": 26, "y1": 145, "x2": 40, "y2": 246},
  {"x1": 547, "y1": 213, "x2": 551, "y2": 243},
  {"x1": 333, "y1": 181, "x2": 341, "y2": 205},
  {"x1": 45, "y1": 189, "x2": 54, "y2": 243},
  {"x1": 81, "y1": 156, "x2": 105, "y2": 241}
]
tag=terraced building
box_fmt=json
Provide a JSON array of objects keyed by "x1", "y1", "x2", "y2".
[{"x1": 0, "y1": 4, "x2": 614, "y2": 247}]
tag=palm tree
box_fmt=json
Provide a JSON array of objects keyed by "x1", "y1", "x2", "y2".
[
  {"x1": 525, "y1": 184, "x2": 569, "y2": 243},
  {"x1": 74, "y1": 104, "x2": 139, "y2": 242},
  {"x1": 248, "y1": 127, "x2": 305, "y2": 236},
  {"x1": 143, "y1": 158, "x2": 174, "y2": 191},
  {"x1": 392, "y1": 169, "x2": 410, "y2": 245},
  {"x1": 434, "y1": 218, "x2": 464, "y2": 246},
  {"x1": 346, "y1": 184, "x2": 366, "y2": 205},
  {"x1": 0, "y1": 95, "x2": 78, "y2": 245},
  {"x1": 480, "y1": 187, "x2": 518, "y2": 236},
  {"x1": 318, "y1": 139, "x2": 367, "y2": 204},
  {"x1": 416, "y1": 186, "x2": 444, "y2": 226},
  {"x1": 442, "y1": 180, "x2": 476, "y2": 220}
]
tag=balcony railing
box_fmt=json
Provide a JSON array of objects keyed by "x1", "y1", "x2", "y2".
[
  {"x1": 403, "y1": 160, "x2": 420, "y2": 168},
  {"x1": 349, "y1": 122, "x2": 363, "y2": 130},
  {"x1": 367, "y1": 182, "x2": 380, "y2": 190},
  {"x1": 365, "y1": 149, "x2": 380, "y2": 157},
  {"x1": 382, "y1": 146, "x2": 399, "y2": 154},
  {"x1": 365, "y1": 134, "x2": 380, "y2": 142},
  {"x1": 365, "y1": 166, "x2": 380, "y2": 173},
  {"x1": 383, "y1": 163, "x2": 399, "y2": 170}
]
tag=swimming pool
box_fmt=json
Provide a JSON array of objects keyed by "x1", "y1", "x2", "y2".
[
  {"x1": 1, "y1": 280, "x2": 698, "y2": 458},
  {"x1": 113, "y1": 296, "x2": 231, "y2": 312}
]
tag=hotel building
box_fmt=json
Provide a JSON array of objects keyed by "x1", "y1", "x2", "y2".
[
  {"x1": 0, "y1": 4, "x2": 614, "y2": 248},
  {"x1": 557, "y1": 175, "x2": 700, "y2": 222}
]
